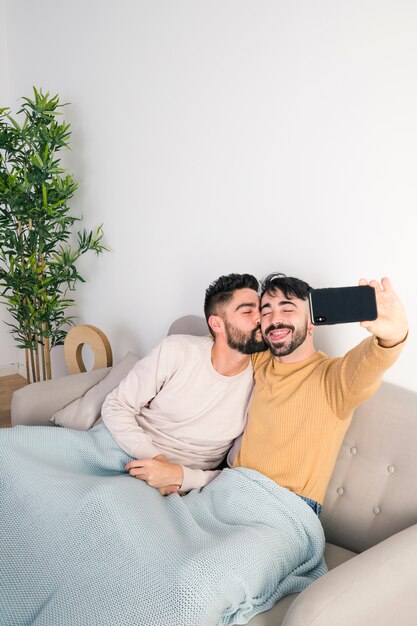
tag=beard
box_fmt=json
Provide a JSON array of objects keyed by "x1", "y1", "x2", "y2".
[
  {"x1": 263, "y1": 321, "x2": 308, "y2": 357},
  {"x1": 224, "y1": 321, "x2": 267, "y2": 355}
]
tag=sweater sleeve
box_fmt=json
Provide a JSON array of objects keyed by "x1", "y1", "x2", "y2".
[
  {"x1": 323, "y1": 335, "x2": 406, "y2": 418},
  {"x1": 180, "y1": 467, "x2": 222, "y2": 492},
  {"x1": 101, "y1": 340, "x2": 170, "y2": 458}
]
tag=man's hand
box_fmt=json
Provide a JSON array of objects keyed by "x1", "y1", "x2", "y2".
[
  {"x1": 359, "y1": 277, "x2": 408, "y2": 348},
  {"x1": 125, "y1": 454, "x2": 184, "y2": 490},
  {"x1": 158, "y1": 485, "x2": 186, "y2": 496}
]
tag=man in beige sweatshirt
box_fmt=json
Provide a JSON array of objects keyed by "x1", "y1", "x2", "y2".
[{"x1": 101, "y1": 273, "x2": 266, "y2": 495}]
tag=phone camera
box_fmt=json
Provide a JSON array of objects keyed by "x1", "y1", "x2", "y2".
[{"x1": 315, "y1": 316, "x2": 326, "y2": 323}]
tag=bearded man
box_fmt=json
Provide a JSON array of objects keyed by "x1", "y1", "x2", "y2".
[
  {"x1": 233, "y1": 272, "x2": 408, "y2": 516},
  {"x1": 101, "y1": 273, "x2": 266, "y2": 495}
]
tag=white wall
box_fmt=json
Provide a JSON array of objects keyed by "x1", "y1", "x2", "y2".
[
  {"x1": 0, "y1": 0, "x2": 20, "y2": 373},
  {"x1": 2, "y1": 0, "x2": 416, "y2": 389}
]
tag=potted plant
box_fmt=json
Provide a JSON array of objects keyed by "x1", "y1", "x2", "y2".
[{"x1": 0, "y1": 87, "x2": 106, "y2": 382}]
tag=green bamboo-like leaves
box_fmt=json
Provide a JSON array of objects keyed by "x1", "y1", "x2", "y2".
[{"x1": 0, "y1": 87, "x2": 107, "y2": 368}]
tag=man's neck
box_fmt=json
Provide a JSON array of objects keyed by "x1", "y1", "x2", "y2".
[{"x1": 211, "y1": 343, "x2": 250, "y2": 376}]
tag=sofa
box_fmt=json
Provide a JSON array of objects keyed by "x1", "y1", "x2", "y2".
[{"x1": 10, "y1": 317, "x2": 417, "y2": 626}]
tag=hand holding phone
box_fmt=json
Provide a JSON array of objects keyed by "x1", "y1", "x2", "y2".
[
  {"x1": 358, "y1": 277, "x2": 408, "y2": 347},
  {"x1": 309, "y1": 285, "x2": 377, "y2": 326}
]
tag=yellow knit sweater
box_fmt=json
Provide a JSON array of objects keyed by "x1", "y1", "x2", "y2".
[{"x1": 234, "y1": 336, "x2": 404, "y2": 504}]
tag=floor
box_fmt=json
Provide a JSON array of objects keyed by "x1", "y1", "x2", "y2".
[{"x1": 0, "y1": 374, "x2": 28, "y2": 428}]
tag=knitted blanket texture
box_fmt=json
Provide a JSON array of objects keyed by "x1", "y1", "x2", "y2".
[{"x1": 0, "y1": 424, "x2": 327, "y2": 626}]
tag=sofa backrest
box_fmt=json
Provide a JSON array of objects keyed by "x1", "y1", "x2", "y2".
[
  {"x1": 321, "y1": 381, "x2": 417, "y2": 553},
  {"x1": 168, "y1": 315, "x2": 209, "y2": 337}
]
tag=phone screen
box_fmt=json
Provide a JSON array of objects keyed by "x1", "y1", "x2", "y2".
[{"x1": 309, "y1": 286, "x2": 377, "y2": 325}]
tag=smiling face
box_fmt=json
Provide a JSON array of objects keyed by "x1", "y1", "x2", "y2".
[
  {"x1": 212, "y1": 288, "x2": 266, "y2": 355},
  {"x1": 260, "y1": 289, "x2": 312, "y2": 359}
]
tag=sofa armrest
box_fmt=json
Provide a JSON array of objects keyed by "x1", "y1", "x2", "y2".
[
  {"x1": 11, "y1": 368, "x2": 110, "y2": 427},
  {"x1": 282, "y1": 523, "x2": 417, "y2": 626}
]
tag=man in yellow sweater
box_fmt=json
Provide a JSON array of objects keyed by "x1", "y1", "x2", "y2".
[{"x1": 233, "y1": 273, "x2": 408, "y2": 515}]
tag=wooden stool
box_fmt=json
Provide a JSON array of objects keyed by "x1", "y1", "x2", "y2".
[{"x1": 64, "y1": 325, "x2": 113, "y2": 374}]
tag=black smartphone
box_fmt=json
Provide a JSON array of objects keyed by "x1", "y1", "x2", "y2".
[{"x1": 309, "y1": 286, "x2": 377, "y2": 325}]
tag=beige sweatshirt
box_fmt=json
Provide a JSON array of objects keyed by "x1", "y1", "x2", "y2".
[{"x1": 101, "y1": 334, "x2": 254, "y2": 492}]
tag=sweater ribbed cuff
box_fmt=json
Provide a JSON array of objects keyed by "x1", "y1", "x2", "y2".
[{"x1": 180, "y1": 466, "x2": 221, "y2": 492}]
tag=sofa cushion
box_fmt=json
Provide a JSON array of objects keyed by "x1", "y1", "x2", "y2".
[
  {"x1": 239, "y1": 543, "x2": 356, "y2": 626},
  {"x1": 50, "y1": 352, "x2": 139, "y2": 430},
  {"x1": 321, "y1": 382, "x2": 417, "y2": 553},
  {"x1": 11, "y1": 368, "x2": 110, "y2": 427}
]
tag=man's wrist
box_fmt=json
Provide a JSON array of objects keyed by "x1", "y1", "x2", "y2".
[
  {"x1": 377, "y1": 332, "x2": 408, "y2": 349},
  {"x1": 175, "y1": 464, "x2": 184, "y2": 488},
  {"x1": 153, "y1": 454, "x2": 167, "y2": 462}
]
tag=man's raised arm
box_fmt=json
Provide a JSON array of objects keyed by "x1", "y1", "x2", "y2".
[
  {"x1": 324, "y1": 277, "x2": 408, "y2": 417},
  {"x1": 359, "y1": 277, "x2": 408, "y2": 347}
]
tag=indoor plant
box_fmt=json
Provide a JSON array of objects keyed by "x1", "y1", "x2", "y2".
[{"x1": 0, "y1": 87, "x2": 106, "y2": 382}]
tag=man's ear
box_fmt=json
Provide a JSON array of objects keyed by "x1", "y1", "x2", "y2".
[
  {"x1": 208, "y1": 314, "x2": 223, "y2": 336},
  {"x1": 306, "y1": 300, "x2": 314, "y2": 331}
]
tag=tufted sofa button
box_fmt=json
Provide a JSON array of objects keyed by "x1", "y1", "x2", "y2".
[
  {"x1": 387, "y1": 465, "x2": 395, "y2": 474},
  {"x1": 337, "y1": 487, "x2": 344, "y2": 495},
  {"x1": 350, "y1": 447, "x2": 357, "y2": 455},
  {"x1": 373, "y1": 506, "x2": 381, "y2": 515}
]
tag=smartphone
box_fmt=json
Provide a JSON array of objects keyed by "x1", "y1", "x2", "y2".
[{"x1": 309, "y1": 286, "x2": 377, "y2": 325}]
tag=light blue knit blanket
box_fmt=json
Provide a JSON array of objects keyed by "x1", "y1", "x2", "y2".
[{"x1": 0, "y1": 424, "x2": 327, "y2": 626}]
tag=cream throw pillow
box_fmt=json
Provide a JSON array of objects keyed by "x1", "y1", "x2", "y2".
[{"x1": 50, "y1": 352, "x2": 139, "y2": 430}]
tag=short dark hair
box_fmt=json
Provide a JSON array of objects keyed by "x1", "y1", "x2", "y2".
[
  {"x1": 204, "y1": 273, "x2": 259, "y2": 335},
  {"x1": 261, "y1": 272, "x2": 313, "y2": 301}
]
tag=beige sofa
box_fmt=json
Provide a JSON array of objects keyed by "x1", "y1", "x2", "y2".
[{"x1": 11, "y1": 319, "x2": 417, "y2": 626}]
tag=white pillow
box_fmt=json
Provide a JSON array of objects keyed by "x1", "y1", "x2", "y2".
[{"x1": 50, "y1": 352, "x2": 139, "y2": 430}]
